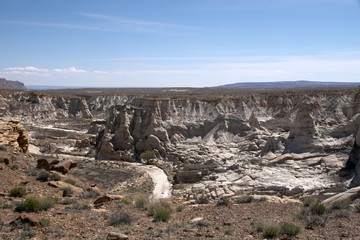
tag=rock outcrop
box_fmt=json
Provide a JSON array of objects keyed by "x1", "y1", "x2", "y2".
[
  {"x1": 0, "y1": 118, "x2": 29, "y2": 153},
  {"x1": 339, "y1": 129, "x2": 360, "y2": 187},
  {"x1": 284, "y1": 103, "x2": 320, "y2": 153}
]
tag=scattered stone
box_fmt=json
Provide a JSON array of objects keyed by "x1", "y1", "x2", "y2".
[{"x1": 107, "y1": 232, "x2": 128, "y2": 240}]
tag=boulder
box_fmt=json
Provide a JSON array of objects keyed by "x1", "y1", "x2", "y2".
[
  {"x1": 37, "y1": 159, "x2": 51, "y2": 171},
  {"x1": 48, "y1": 181, "x2": 83, "y2": 197},
  {"x1": 12, "y1": 213, "x2": 41, "y2": 227},
  {"x1": 51, "y1": 160, "x2": 77, "y2": 174}
]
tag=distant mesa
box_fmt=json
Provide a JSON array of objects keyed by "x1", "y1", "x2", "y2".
[
  {"x1": 218, "y1": 80, "x2": 360, "y2": 89},
  {"x1": 0, "y1": 78, "x2": 26, "y2": 90}
]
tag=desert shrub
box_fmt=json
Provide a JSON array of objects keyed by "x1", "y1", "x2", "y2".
[
  {"x1": 354, "y1": 203, "x2": 360, "y2": 212},
  {"x1": 250, "y1": 220, "x2": 265, "y2": 233},
  {"x1": 303, "y1": 198, "x2": 317, "y2": 207},
  {"x1": 2, "y1": 202, "x2": 12, "y2": 209},
  {"x1": 9, "y1": 186, "x2": 26, "y2": 198},
  {"x1": 195, "y1": 220, "x2": 211, "y2": 228},
  {"x1": 331, "y1": 200, "x2": 349, "y2": 210},
  {"x1": 263, "y1": 226, "x2": 279, "y2": 238},
  {"x1": 195, "y1": 194, "x2": 209, "y2": 204},
  {"x1": 82, "y1": 191, "x2": 100, "y2": 199},
  {"x1": 15, "y1": 198, "x2": 42, "y2": 212},
  {"x1": 108, "y1": 210, "x2": 134, "y2": 226},
  {"x1": 37, "y1": 170, "x2": 49, "y2": 181},
  {"x1": 225, "y1": 228, "x2": 233, "y2": 235},
  {"x1": 60, "y1": 199, "x2": 76, "y2": 205},
  {"x1": 311, "y1": 203, "x2": 326, "y2": 215},
  {"x1": 40, "y1": 218, "x2": 50, "y2": 227},
  {"x1": 306, "y1": 215, "x2": 328, "y2": 229},
  {"x1": 19, "y1": 230, "x2": 37, "y2": 240},
  {"x1": 49, "y1": 173, "x2": 61, "y2": 181},
  {"x1": 26, "y1": 167, "x2": 38, "y2": 176},
  {"x1": 69, "y1": 203, "x2": 91, "y2": 210},
  {"x1": 294, "y1": 210, "x2": 308, "y2": 222},
  {"x1": 0, "y1": 145, "x2": 7, "y2": 151},
  {"x1": 235, "y1": 195, "x2": 254, "y2": 204},
  {"x1": 61, "y1": 187, "x2": 73, "y2": 197},
  {"x1": 141, "y1": 150, "x2": 156, "y2": 161},
  {"x1": 64, "y1": 179, "x2": 75, "y2": 185},
  {"x1": 40, "y1": 197, "x2": 58, "y2": 210},
  {"x1": 119, "y1": 197, "x2": 131, "y2": 205},
  {"x1": 176, "y1": 205, "x2": 185, "y2": 212},
  {"x1": 280, "y1": 222, "x2": 301, "y2": 236},
  {"x1": 135, "y1": 197, "x2": 148, "y2": 209},
  {"x1": 217, "y1": 196, "x2": 232, "y2": 206},
  {"x1": 148, "y1": 201, "x2": 172, "y2": 222},
  {"x1": 10, "y1": 165, "x2": 18, "y2": 170}
]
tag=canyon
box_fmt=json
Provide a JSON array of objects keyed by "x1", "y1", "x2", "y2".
[
  {"x1": 2, "y1": 86, "x2": 360, "y2": 239},
  {"x1": 1, "y1": 87, "x2": 360, "y2": 200}
]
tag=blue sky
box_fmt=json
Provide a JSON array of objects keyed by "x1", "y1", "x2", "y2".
[{"x1": 0, "y1": 0, "x2": 360, "y2": 87}]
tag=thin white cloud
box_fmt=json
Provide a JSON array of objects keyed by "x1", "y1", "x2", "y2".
[
  {"x1": 4, "y1": 66, "x2": 48, "y2": 72},
  {"x1": 80, "y1": 13, "x2": 199, "y2": 30},
  {"x1": 53, "y1": 67, "x2": 86, "y2": 73},
  {"x1": 0, "y1": 20, "x2": 115, "y2": 32}
]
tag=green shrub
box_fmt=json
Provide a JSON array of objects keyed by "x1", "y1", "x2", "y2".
[
  {"x1": 217, "y1": 196, "x2": 232, "y2": 206},
  {"x1": 26, "y1": 167, "x2": 38, "y2": 176},
  {"x1": 19, "y1": 230, "x2": 37, "y2": 240},
  {"x1": 10, "y1": 165, "x2": 18, "y2": 170},
  {"x1": 141, "y1": 150, "x2": 156, "y2": 161},
  {"x1": 280, "y1": 222, "x2": 301, "y2": 236},
  {"x1": 0, "y1": 145, "x2": 7, "y2": 151},
  {"x1": 15, "y1": 198, "x2": 42, "y2": 212},
  {"x1": 354, "y1": 203, "x2": 360, "y2": 212},
  {"x1": 176, "y1": 205, "x2": 185, "y2": 212},
  {"x1": 250, "y1": 220, "x2": 265, "y2": 233},
  {"x1": 225, "y1": 228, "x2": 233, "y2": 235},
  {"x1": 119, "y1": 197, "x2": 131, "y2": 205},
  {"x1": 40, "y1": 218, "x2": 50, "y2": 227},
  {"x1": 263, "y1": 226, "x2": 279, "y2": 238},
  {"x1": 306, "y1": 215, "x2": 328, "y2": 229},
  {"x1": 64, "y1": 179, "x2": 76, "y2": 185},
  {"x1": 135, "y1": 197, "x2": 148, "y2": 209},
  {"x1": 40, "y1": 197, "x2": 58, "y2": 210},
  {"x1": 49, "y1": 173, "x2": 61, "y2": 181},
  {"x1": 195, "y1": 194, "x2": 209, "y2": 204},
  {"x1": 37, "y1": 170, "x2": 49, "y2": 181},
  {"x1": 108, "y1": 210, "x2": 134, "y2": 226},
  {"x1": 148, "y1": 201, "x2": 172, "y2": 222},
  {"x1": 331, "y1": 200, "x2": 349, "y2": 210},
  {"x1": 235, "y1": 195, "x2": 254, "y2": 204},
  {"x1": 9, "y1": 186, "x2": 26, "y2": 198},
  {"x1": 311, "y1": 203, "x2": 326, "y2": 215}
]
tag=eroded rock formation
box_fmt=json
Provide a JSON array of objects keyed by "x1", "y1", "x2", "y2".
[{"x1": 0, "y1": 118, "x2": 29, "y2": 153}]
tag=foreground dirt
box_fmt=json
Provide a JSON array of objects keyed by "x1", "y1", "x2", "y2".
[{"x1": 1, "y1": 150, "x2": 360, "y2": 240}]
